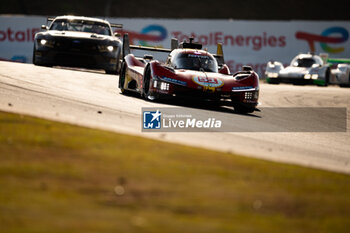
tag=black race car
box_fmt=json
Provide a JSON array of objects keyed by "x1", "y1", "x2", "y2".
[{"x1": 33, "y1": 15, "x2": 122, "y2": 74}]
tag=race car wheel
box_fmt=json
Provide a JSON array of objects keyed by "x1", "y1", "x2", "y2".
[
  {"x1": 118, "y1": 62, "x2": 130, "y2": 94},
  {"x1": 318, "y1": 68, "x2": 330, "y2": 87},
  {"x1": 143, "y1": 66, "x2": 157, "y2": 101},
  {"x1": 32, "y1": 47, "x2": 38, "y2": 65},
  {"x1": 339, "y1": 73, "x2": 350, "y2": 87},
  {"x1": 32, "y1": 45, "x2": 52, "y2": 67},
  {"x1": 32, "y1": 45, "x2": 41, "y2": 66},
  {"x1": 324, "y1": 68, "x2": 330, "y2": 86}
]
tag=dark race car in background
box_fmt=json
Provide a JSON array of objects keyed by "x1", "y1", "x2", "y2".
[
  {"x1": 33, "y1": 15, "x2": 122, "y2": 74},
  {"x1": 119, "y1": 36, "x2": 260, "y2": 113}
]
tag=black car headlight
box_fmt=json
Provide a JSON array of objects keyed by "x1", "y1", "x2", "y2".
[
  {"x1": 39, "y1": 39, "x2": 54, "y2": 48},
  {"x1": 98, "y1": 45, "x2": 115, "y2": 52}
]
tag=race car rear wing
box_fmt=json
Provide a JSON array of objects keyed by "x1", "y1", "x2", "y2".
[
  {"x1": 122, "y1": 33, "x2": 225, "y2": 65},
  {"x1": 45, "y1": 16, "x2": 123, "y2": 28},
  {"x1": 46, "y1": 17, "x2": 55, "y2": 25},
  {"x1": 327, "y1": 58, "x2": 350, "y2": 64},
  {"x1": 110, "y1": 23, "x2": 123, "y2": 29},
  {"x1": 320, "y1": 53, "x2": 350, "y2": 65},
  {"x1": 47, "y1": 17, "x2": 55, "y2": 22},
  {"x1": 122, "y1": 33, "x2": 177, "y2": 58}
]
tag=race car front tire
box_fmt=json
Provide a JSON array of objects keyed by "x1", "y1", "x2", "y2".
[
  {"x1": 142, "y1": 66, "x2": 158, "y2": 101},
  {"x1": 118, "y1": 62, "x2": 131, "y2": 94},
  {"x1": 317, "y1": 68, "x2": 330, "y2": 87},
  {"x1": 32, "y1": 46, "x2": 53, "y2": 67}
]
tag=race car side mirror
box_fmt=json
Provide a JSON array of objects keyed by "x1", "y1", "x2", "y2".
[
  {"x1": 41, "y1": 25, "x2": 48, "y2": 30},
  {"x1": 219, "y1": 64, "x2": 230, "y2": 74},
  {"x1": 114, "y1": 32, "x2": 121, "y2": 38}
]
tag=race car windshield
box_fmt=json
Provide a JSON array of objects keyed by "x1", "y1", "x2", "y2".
[
  {"x1": 172, "y1": 53, "x2": 218, "y2": 72},
  {"x1": 50, "y1": 19, "x2": 111, "y2": 36},
  {"x1": 292, "y1": 58, "x2": 318, "y2": 68}
]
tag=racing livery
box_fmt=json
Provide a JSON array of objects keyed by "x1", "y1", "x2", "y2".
[
  {"x1": 265, "y1": 53, "x2": 330, "y2": 86},
  {"x1": 119, "y1": 35, "x2": 259, "y2": 113},
  {"x1": 33, "y1": 15, "x2": 122, "y2": 74}
]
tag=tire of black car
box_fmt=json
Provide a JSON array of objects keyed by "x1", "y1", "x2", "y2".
[{"x1": 32, "y1": 45, "x2": 38, "y2": 65}]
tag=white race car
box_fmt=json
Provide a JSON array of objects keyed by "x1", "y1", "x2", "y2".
[
  {"x1": 327, "y1": 58, "x2": 350, "y2": 87},
  {"x1": 265, "y1": 53, "x2": 330, "y2": 86}
]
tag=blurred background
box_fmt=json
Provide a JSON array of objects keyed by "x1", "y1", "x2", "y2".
[
  {"x1": 1, "y1": 0, "x2": 349, "y2": 75},
  {"x1": 1, "y1": 0, "x2": 349, "y2": 20}
]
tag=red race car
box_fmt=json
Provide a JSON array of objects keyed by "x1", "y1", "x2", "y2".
[{"x1": 119, "y1": 35, "x2": 259, "y2": 113}]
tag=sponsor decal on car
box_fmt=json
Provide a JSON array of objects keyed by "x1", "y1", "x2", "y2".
[
  {"x1": 161, "y1": 76, "x2": 187, "y2": 86},
  {"x1": 232, "y1": 86, "x2": 255, "y2": 91},
  {"x1": 192, "y1": 76, "x2": 224, "y2": 88}
]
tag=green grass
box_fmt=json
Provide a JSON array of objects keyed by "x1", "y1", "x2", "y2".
[{"x1": 0, "y1": 111, "x2": 350, "y2": 233}]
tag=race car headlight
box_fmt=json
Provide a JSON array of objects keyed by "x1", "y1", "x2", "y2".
[
  {"x1": 160, "y1": 82, "x2": 170, "y2": 91},
  {"x1": 153, "y1": 80, "x2": 158, "y2": 88},
  {"x1": 107, "y1": 45, "x2": 114, "y2": 52},
  {"x1": 245, "y1": 92, "x2": 253, "y2": 99},
  {"x1": 153, "y1": 79, "x2": 170, "y2": 91},
  {"x1": 267, "y1": 72, "x2": 278, "y2": 78},
  {"x1": 98, "y1": 45, "x2": 115, "y2": 52},
  {"x1": 304, "y1": 74, "x2": 311, "y2": 79},
  {"x1": 39, "y1": 39, "x2": 54, "y2": 48},
  {"x1": 311, "y1": 74, "x2": 318, "y2": 79},
  {"x1": 244, "y1": 91, "x2": 259, "y2": 100}
]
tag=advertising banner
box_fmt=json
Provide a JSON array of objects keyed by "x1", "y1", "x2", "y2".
[{"x1": 1, "y1": 15, "x2": 349, "y2": 76}]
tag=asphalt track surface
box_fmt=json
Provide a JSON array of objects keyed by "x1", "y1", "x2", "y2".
[{"x1": 1, "y1": 61, "x2": 350, "y2": 174}]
